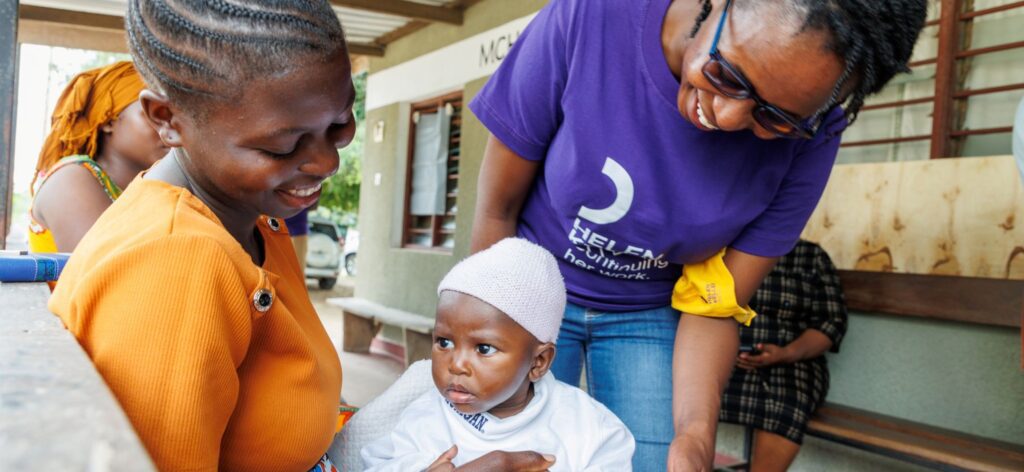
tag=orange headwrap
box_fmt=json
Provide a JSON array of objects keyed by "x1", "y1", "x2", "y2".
[{"x1": 32, "y1": 61, "x2": 145, "y2": 193}]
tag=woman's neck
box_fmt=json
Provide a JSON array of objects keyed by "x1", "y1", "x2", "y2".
[
  {"x1": 146, "y1": 151, "x2": 264, "y2": 265},
  {"x1": 94, "y1": 148, "x2": 146, "y2": 191}
]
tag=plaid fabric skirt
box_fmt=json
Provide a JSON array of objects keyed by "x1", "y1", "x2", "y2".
[{"x1": 719, "y1": 358, "x2": 829, "y2": 445}]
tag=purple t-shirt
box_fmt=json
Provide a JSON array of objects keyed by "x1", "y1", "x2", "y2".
[
  {"x1": 469, "y1": 0, "x2": 844, "y2": 311},
  {"x1": 284, "y1": 208, "x2": 309, "y2": 236}
]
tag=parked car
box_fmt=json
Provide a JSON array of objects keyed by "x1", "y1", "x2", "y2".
[
  {"x1": 306, "y1": 215, "x2": 343, "y2": 289},
  {"x1": 342, "y1": 228, "x2": 358, "y2": 277}
]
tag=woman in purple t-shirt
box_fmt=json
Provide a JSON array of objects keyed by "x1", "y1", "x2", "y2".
[{"x1": 469, "y1": 0, "x2": 925, "y2": 470}]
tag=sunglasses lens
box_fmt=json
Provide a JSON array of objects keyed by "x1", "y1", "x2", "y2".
[
  {"x1": 703, "y1": 59, "x2": 749, "y2": 99},
  {"x1": 703, "y1": 54, "x2": 816, "y2": 139},
  {"x1": 753, "y1": 107, "x2": 810, "y2": 138}
]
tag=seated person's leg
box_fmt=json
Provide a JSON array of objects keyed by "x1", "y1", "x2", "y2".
[{"x1": 751, "y1": 429, "x2": 801, "y2": 472}]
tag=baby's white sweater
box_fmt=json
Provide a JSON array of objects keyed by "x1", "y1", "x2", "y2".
[{"x1": 361, "y1": 372, "x2": 635, "y2": 471}]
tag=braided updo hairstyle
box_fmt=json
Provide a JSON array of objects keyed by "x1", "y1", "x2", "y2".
[
  {"x1": 126, "y1": 0, "x2": 346, "y2": 116},
  {"x1": 690, "y1": 0, "x2": 928, "y2": 125}
]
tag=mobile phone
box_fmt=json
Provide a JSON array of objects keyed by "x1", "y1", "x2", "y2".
[{"x1": 739, "y1": 344, "x2": 761, "y2": 355}]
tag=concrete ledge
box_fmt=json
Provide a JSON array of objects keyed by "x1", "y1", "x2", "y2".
[{"x1": 0, "y1": 283, "x2": 155, "y2": 471}]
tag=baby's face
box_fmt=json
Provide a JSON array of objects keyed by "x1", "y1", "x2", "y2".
[{"x1": 432, "y1": 291, "x2": 538, "y2": 417}]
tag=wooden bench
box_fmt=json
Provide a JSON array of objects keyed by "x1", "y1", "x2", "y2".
[
  {"x1": 0, "y1": 282, "x2": 155, "y2": 470},
  {"x1": 719, "y1": 403, "x2": 1023, "y2": 471},
  {"x1": 805, "y1": 403, "x2": 1024, "y2": 471},
  {"x1": 328, "y1": 297, "x2": 435, "y2": 366}
]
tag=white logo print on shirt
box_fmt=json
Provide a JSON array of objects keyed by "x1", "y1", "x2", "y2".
[
  {"x1": 578, "y1": 157, "x2": 634, "y2": 224},
  {"x1": 563, "y1": 156, "x2": 670, "y2": 279},
  {"x1": 446, "y1": 400, "x2": 489, "y2": 433}
]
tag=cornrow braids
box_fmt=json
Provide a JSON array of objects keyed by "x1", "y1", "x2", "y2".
[
  {"x1": 689, "y1": 0, "x2": 713, "y2": 38},
  {"x1": 688, "y1": 0, "x2": 928, "y2": 126},
  {"x1": 800, "y1": 0, "x2": 927, "y2": 125},
  {"x1": 126, "y1": 0, "x2": 346, "y2": 115}
]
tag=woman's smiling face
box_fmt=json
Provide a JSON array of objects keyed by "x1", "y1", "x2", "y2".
[
  {"x1": 169, "y1": 50, "x2": 356, "y2": 220},
  {"x1": 668, "y1": 1, "x2": 846, "y2": 139}
]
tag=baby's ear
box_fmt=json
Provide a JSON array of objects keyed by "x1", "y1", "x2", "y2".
[{"x1": 528, "y1": 342, "x2": 556, "y2": 382}]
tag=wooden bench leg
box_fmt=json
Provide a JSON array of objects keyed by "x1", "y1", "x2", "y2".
[
  {"x1": 403, "y1": 329, "x2": 434, "y2": 366},
  {"x1": 342, "y1": 311, "x2": 380, "y2": 353}
]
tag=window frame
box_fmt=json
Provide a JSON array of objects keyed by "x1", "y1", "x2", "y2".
[
  {"x1": 838, "y1": 0, "x2": 1024, "y2": 158},
  {"x1": 401, "y1": 90, "x2": 463, "y2": 251}
]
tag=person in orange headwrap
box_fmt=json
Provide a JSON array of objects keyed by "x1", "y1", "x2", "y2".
[{"x1": 29, "y1": 60, "x2": 168, "y2": 253}]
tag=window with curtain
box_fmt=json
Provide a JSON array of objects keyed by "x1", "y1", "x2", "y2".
[{"x1": 403, "y1": 92, "x2": 462, "y2": 250}]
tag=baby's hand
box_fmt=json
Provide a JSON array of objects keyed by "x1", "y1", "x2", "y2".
[
  {"x1": 458, "y1": 450, "x2": 555, "y2": 471},
  {"x1": 427, "y1": 445, "x2": 459, "y2": 472}
]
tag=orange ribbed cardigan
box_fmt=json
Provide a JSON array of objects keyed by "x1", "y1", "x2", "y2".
[{"x1": 50, "y1": 178, "x2": 342, "y2": 472}]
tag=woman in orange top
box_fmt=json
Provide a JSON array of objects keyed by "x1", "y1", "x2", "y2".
[
  {"x1": 29, "y1": 60, "x2": 167, "y2": 253},
  {"x1": 49, "y1": 1, "x2": 354, "y2": 470}
]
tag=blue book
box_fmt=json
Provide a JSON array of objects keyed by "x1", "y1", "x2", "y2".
[{"x1": 0, "y1": 252, "x2": 71, "y2": 282}]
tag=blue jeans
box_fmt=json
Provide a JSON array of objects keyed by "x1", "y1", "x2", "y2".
[{"x1": 551, "y1": 302, "x2": 679, "y2": 472}]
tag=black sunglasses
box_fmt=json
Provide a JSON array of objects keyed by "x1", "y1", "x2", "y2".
[{"x1": 702, "y1": 0, "x2": 819, "y2": 139}]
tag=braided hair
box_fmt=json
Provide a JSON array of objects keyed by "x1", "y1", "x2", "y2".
[
  {"x1": 126, "y1": 0, "x2": 346, "y2": 115},
  {"x1": 689, "y1": 1, "x2": 713, "y2": 38},
  {"x1": 689, "y1": 0, "x2": 928, "y2": 126}
]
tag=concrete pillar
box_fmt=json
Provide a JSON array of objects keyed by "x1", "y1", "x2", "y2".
[{"x1": 0, "y1": 0, "x2": 18, "y2": 249}]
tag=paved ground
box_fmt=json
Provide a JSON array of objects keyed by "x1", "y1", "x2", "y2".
[{"x1": 306, "y1": 276, "x2": 405, "y2": 407}]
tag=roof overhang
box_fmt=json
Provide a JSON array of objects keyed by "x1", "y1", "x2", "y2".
[{"x1": 17, "y1": 0, "x2": 479, "y2": 57}]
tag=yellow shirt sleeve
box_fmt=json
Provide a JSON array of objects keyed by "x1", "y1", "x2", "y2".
[
  {"x1": 671, "y1": 248, "x2": 757, "y2": 326},
  {"x1": 52, "y1": 235, "x2": 254, "y2": 471}
]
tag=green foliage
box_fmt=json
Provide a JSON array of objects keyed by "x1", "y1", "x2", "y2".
[
  {"x1": 81, "y1": 51, "x2": 133, "y2": 72},
  {"x1": 318, "y1": 72, "x2": 366, "y2": 222},
  {"x1": 12, "y1": 192, "x2": 30, "y2": 219},
  {"x1": 49, "y1": 50, "x2": 131, "y2": 84}
]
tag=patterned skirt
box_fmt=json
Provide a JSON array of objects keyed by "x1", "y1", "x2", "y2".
[
  {"x1": 719, "y1": 358, "x2": 830, "y2": 445},
  {"x1": 309, "y1": 454, "x2": 337, "y2": 472}
]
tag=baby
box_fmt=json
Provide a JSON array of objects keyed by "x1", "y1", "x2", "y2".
[{"x1": 362, "y1": 238, "x2": 634, "y2": 471}]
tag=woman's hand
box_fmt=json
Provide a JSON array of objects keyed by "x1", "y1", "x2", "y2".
[
  {"x1": 738, "y1": 329, "x2": 835, "y2": 370},
  {"x1": 428, "y1": 445, "x2": 556, "y2": 472},
  {"x1": 736, "y1": 343, "x2": 793, "y2": 370},
  {"x1": 667, "y1": 433, "x2": 715, "y2": 472},
  {"x1": 458, "y1": 450, "x2": 555, "y2": 471}
]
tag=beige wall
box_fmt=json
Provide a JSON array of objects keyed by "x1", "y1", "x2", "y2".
[
  {"x1": 355, "y1": 73, "x2": 488, "y2": 323},
  {"x1": 370, "y1": 0, "x2": 548, "y2": 72}
]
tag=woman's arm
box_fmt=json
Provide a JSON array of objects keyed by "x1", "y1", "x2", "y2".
[
  {"x1": 780, "y1": 329, "x2": 833, "y2": 361},
  {"x1": 32, "y1": 164, "x2": 115, "y2": 252},
  {"x1": 50, "y1": 235, "x2": 251, "y2": 470},
  {"x1": 808, "y1": 244, "x2": 849, "y2": 349},
  {"x1": 469, "y1": 135, "x2": 540, "y2": 253},
  {"x1": 669, "y1": 248, "x2": 777, "y2": 471}
]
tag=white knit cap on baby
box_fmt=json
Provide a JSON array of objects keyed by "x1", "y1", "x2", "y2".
[{"x1": 437, "y1": 238, "x2": 566, "y2": 343}]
